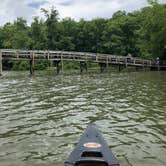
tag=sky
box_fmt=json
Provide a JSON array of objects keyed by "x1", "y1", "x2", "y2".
[{"x1": 0, "y1": 0, "x2": 165, "y2": 25}]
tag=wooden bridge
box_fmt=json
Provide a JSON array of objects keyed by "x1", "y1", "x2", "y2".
[{"x1": 0, "y1": 49, "x2": 165, "y2": 76}]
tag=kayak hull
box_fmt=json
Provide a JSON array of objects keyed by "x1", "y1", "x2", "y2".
[{"x1": 65, "y1": 124, "x2": 119, "y2": 166}]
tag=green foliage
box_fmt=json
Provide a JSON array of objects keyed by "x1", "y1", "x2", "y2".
[
  {"x1": 0, "y1": 3, "x2": 166, "y2": 71},
  {"x1": 147, "y1": 0, "x2": 158, "y2": 6},
  {"x1": 41, "y1": 7, "x2": 62, "y2": 50},
  {"x1": 30, "y1": 17, "x2": 47, "y2": 49},
  {"x1": 12, "y1": 61, "x2": 29, "y2": 70},
  {"x1": 34, "y1": 61, "x2": 49, "y2": 70},
  {"x1": 64, "y1": 62, "x2": 80, "y2": 70},
  {"x1": 138, "y1": 4, "x2": 166, "y2": 59},
  {"x1": 1, "y1": 18, "x2": 31, "y2": 49}
]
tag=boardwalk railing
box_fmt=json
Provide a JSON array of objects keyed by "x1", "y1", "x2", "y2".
[
  {"x1": 0, "y1": 49, "x2": 164, "y2": 75},
  {"x1": 0, "y1": 49, "x2": 155, "y2": 65}
]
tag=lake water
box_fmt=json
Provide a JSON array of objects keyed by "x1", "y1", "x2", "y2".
[{"x1": 0, "y1": 71, "x2": 166, "y2": 166}]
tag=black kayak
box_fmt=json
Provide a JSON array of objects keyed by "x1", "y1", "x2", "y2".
[{"x1": 65, "y1": 124, "x2": 119, "y2": 166}]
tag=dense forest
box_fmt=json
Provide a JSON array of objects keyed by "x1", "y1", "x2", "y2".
[{"x1": 0, "y1": 0, "x2": 165, "y2": 70}]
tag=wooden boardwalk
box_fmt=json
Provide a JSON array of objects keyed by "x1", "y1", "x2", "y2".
[{"x1": 0, "y1": 49, "x2": 165, "y2": 75}]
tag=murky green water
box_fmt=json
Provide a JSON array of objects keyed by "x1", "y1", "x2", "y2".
[{"x1": 0, "y1": 71, "x2": 166, "y2": 166}]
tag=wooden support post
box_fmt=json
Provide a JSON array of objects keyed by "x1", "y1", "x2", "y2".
[
  {"x1": 85, "y1": 55, "x2": 88, "y2": 73},
  {"x1": 99, "y1": 63, "x2": 102, "y2": 73},
  {"x1": 30, "y1": 60, "x2": 33, "y2": 75},
  {"x1": 61, "y1": 53, "x2": 64, "y2": 73},
  {"x1": 0, "y1": 51, "x2": 2, "y2": 76},
  {"x1": 106, "y1": 56, "x2": 109, "y2": 71},
  {"x1": 50, "y1": 61, "x2": 53, "y2": 67},
  {"x1": 30, "y1": 52, "x2": 35, "y2": 75},
  {"x1": 142, "y1": 60, "x2": 145, "y2": 71},
  {"x1": 125, "y1": 58, "x2": 128, "y2": 68},
  {"x1": 85, "y1": 54, "x2": 88, "y2": 73},
  {"x1": 118, "y1": 65, "x2": 123, "y2": 72},
  {"x1": 56, "y1": 61, "x2": 60, "y2": 74},
  {"x1": 118, "y1": 65, "x2": 120, "y2": 71},
  {"x1": 80, "y1": 62, "x2": 83, "y2": 74},
  {"x1": 79, "y1": 62, "x2": 87, "y2": 74},
  {"x1": 136, "y1": 66, "x2": 139, "y2": 71},
  {"x1": 85, "y1": 62, "x2": 88, "y2": 73},
  {"x1": 99, "y1": 63, "x2": 106, "y2": 73},
  {"x1": 52, "y1": 60, "x2": 60, "y2": 74},
  {"x1": 56, "y1": 62, "x2": 59, "y2": 74}
]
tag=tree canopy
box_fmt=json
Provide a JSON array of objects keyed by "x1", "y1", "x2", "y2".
[{"x1": 0, "y1": 3, "x2": 165, "y2": 59}]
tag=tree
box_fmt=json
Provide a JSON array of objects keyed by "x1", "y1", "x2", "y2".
[
  {"x1": 41, "y1": 6, "x2": 61, "y2": 50},
  {"x1": 138, "y1": 3, "x2": 166, "y2": 59},
  {"x1": 1, "y1": 18, "x2": 30, "y2": 49},
  {"x1": 30, "y1": 17, "x2": 47, "y2": 49},
  {"x1": 147, "y1": 0, "x2": 158, "y2": 6},
  {"x1": 59, "y1": 18, "x2": 77, "y2": 50},
  {"x1": 12, "y1": 18, "x2": 31, "y2": 49}
]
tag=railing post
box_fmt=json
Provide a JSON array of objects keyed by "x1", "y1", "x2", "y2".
[
  {"x1": 116, "y1": 57, "x2": 117, "y2": 63},
  {"x1": 134, "y1": 59, "x2": 136, "y2": 65},
  {"x1": 16, "y1": 50, "x2": 18, "y2": 59},
  {"x1": 0, "y1": 50, "x2": 2, "y2": 76},
  {"x1": 96, "y1": 53, "x2": 98, "y2": 62}
]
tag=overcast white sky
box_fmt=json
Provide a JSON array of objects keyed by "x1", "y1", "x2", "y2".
[{"x1": 0, "y1": 0, "x2": 165, "y2": 25}]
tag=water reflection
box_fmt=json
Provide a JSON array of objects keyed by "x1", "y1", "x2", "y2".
[{"x1": 0, "y1": 71, "x2": 166, "y2": 166}]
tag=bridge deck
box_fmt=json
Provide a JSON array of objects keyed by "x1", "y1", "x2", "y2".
[{"x1": 0, "y1": 49, "x2": 165, "y2": 76}]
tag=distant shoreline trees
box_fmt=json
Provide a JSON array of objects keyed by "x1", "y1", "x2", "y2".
[{"x1": 0, "y1": 1, "x2": 165, "y2": 63}]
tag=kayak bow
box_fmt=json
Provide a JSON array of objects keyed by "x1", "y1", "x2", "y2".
[{"x1": 65, "y1": 124, "x2": 119, "y2": 166}]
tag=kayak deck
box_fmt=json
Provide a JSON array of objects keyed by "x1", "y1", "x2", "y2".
[{"x1": 65, "y1": 124, "x2": 119, "y2": 166}]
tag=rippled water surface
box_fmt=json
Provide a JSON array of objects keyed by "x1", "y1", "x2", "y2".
[{"x1": 0, "y1": 71, "x2": 166, "y2": 166}]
